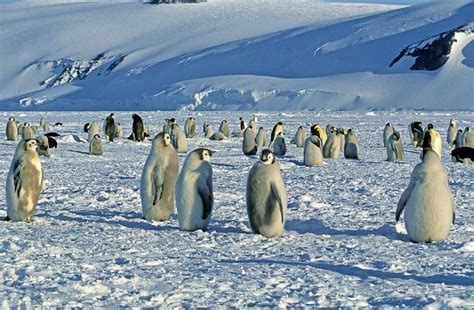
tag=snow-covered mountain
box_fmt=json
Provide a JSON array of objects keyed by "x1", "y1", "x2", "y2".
[{"x1": 0, "y1": 0, "x2": 472, "y2": 111}]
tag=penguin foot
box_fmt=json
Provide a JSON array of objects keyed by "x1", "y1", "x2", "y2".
[{"x1": 4, "y1": 216, "x2": 11, "y2": 221}]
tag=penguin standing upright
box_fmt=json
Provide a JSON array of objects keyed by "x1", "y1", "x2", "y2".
[
  {"x1": 255, "y1": 127, "x2": 267, "y2": 148},
  {"x1": 141, "y1": 132, "x2": 179, "y2": 221},
  {"x1": 171, "y1": 123, "x2": 188, "y2": 153},
  {"x1": 344, "y1": 129, "x2": 360, "y2": 159},
  {"x1": 273, "y1": 132, "x2": 286, "y2": 156},
  {"x1": 5, "y1": 139, "x2": 43, "y2": 222},
  {"x1": 292, "y1": 126, "x2": 306, "y2": 148},
  {"x1": 39, "y1": 117, "x2": 45, "y2": 128},
  {"x1": 246, "y1": 149, "x2": 287, "y2": 238},
  {"x1": 304, "y1": 135, "x2": 323, "y2": 167},
  {"x1": 89, "y1": 134, "x2": 103, "y2": 155},
  {"x1": 383, "y1": 123, "x2": 394, "y2": 147},
  {"x1": 463, "y1": 127, "x2": 474, "y2": 148},
  {"x1": 21, "y1": 124, "x2": 34, "y2": 141},
  {"x1": 243, "y1": 126, "x2": 258, "y2": 155},
  {"x1": 88, "y1": 122, "x2": 101, "y2": 142},
  {"x1": 105, "y1": 113, "x2": 115, "y2": 142},
  {"x1": 269, "y1": 122, "x2": 283, "y2": 147},
  {"x1": 249, "y1": 115, "x2": 257, "y2": 129},
  {"x1": 36, "y1": 135, "x2": 50, "y2": 157},
  {"x1": 115, "y1": 123, "x2": 123, "y2": 139},
  {"x1": 396, "y1": 149, "x2": 455, "y2": 243},
  {"x1": 409, "y1": 121, "x2": 423, "y2": 148},
  {"x1": 204, "y1": 123, "x2": 214, "y2": 138},
  {"x1": 6, "y1": 117, "x2": 17, "y2": 141},
  {"x1": 454, "y1": 129, "x2": 464, "y2": 149},
  {"x1": 311, "y1": 124, "x2": 327, "y2": 146},
  {"x1": 184, "y1": 117, "x2": 196, "y2": 138},
  {"x1": 219, "y1": 120, "x2": 230, "y2": 137},
  {"x1": 163, "y1": 118, "x2": 176, "y2": 134},
  {"x1": 422, "y1": 124, "x2": 442, "y2": 158},
  {"x1": 176, "y1": 148, "x2": 214, "y2": 231},
  {"x1": 447, "y1": 119, "x2": 457, "y2": 148},
  {"x1": 386, "y1": 131, "x2": 404, "y2": 162},
  {"x1": 240, "y1": 117, "x2": 247, "y2": 132},
  {"x1": 132, "y1": 114, "x2": 145, "y2": 142},
  {"x1": 323, "y1": 129, "x2": 341, "y2": 159}
]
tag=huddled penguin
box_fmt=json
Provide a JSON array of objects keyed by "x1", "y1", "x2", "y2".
[
  {"x1": 210, "y1": 132, "x2": 226, "y2": 141},
  {"x1": 344, "y1": 129, "x2": 360, "y2": 159},
  {"x1": 170, "y1": 123, "x2": 188, "y2": 153},
  {"x1": 304, "y1": 135, "x2": 323, "y2": 167},
  {"x1": 5, "y1": 139, "x2": 43, "y2": 222},
  {"x1": 204, "y1": 123, "x2": 214, "y2": 138},
  {"x1": 273, "y1": 132, "x2": 286, "y2": 156},
  {"x1": 383, "y1": 123, "x2": 394, "y2": 147},
  {"x1": 255, "y1": 127, "x2": 267, "y2": 148},
  {"x1": 105, "y1": 113, "x2": 115, "y2": 142},
  {"x1": 386, "y1": 131, "x2": 404, "y2": 162},
  {"x1": 323, "y1": 128, "x2": 342, "y2": 159},
  {"x1": 219, "y1": 120, "x2": 230, "y2": 137},
  {"x1": 184, "y1": 117, "x2": 196, "y2": 138},
  {"x1": 292, "y1": 126, "x2": 306, "y2": 148},
  {"x1": 409, "y1": 121, "x2": 423, "y2": 148},
  {"x1": 447, "y1": 119, "x2": 457, "y2": 148},
  {"x1": 36, "y1": 136, "x2": 50, "y2": 157},
  {"x1": 243, "y1": 126, "x2": 258, "y2": 155},
  {"x1": 396, "y1": 149, "x2": 455, "y2": 243},
  {"x1": 115, "y1": 123, "x2": 123, "y2": 139},
  {"x1": 311, "y1": 124, "x2": 327, "y2": 146},
  {"x1": 463, "y1": 127, "x2": 473, "y2": 148},
  {"x1": 422, "y1": 124, "x2": 442, "y2": 158},
  {"x1": 246, "y1": 149, "x2": 287, "y2": 238},
  {"x1": 87, "y1": 122, "x2": 101, "y2": 142},
  {"x1": 6, "y1": 117, "x2": 17, "y2": 141},
  {"x1": 176, "y1": 148, "x2": 214, "y2": 231},
  {"x1": 269, "y1": 122, "x2": 283, "y2": 147},
  {"x1": 132, "y1": 113, "x2": 145, "y2": 142},
  {"x1": 21, "y1": 123, "x2": 34, "y2": 141},
  {"x1": 141, "y1": 132, "x2": 179, "y2": 221},
  {"x1": 89, "y1": 134, "x2": 103, "y2": 155}
]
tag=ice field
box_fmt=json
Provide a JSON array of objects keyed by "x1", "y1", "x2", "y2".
[{"x1": 0, "y1": 111, "x2": 473, "y2": 307}]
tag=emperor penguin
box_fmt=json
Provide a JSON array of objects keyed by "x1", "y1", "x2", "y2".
[
  {"x1": 246, "y1": 149, "x2": 287, "y2": 238},
  {"x1": 383, "y1": 123, "x2": 394, "y2": 147},
  {"x1": 204, "y1": 123, "x2": 214, "y2": 138},
  {"x1": 249, "y1": 115, "x2": 257, "y2": 129},
  {"x1": 326, "y1": 124, "x2": 335, "y2": 135},
  {"x1": 292, "y1": 126, "x2": 306, "y2": 148},
  {"x1": 210, "y1": 132, "x2": 226, "y2": 141},
  {"x1": 344, "y1": 129, "x2": 360, "y2": 159},
  {"x1": 311, "y1": 124, "x2": 327, "y2": 146},
  {"x1": 454, "y1": 129, "x2": 464, "y2": 148},
  {"x1": 243, "y1": 126, "x2": 258, "y2": 155},
  {"x1": 170, "y1": 123, "x2": 188, "y2": 153},
  {"x1": 337, "y1": 128, "x2": 347, "y2": 151},
  {"x1": 273, "y1": 132, "x2": 286, "y2": 156},
  {"x1": 463, "y1": 127, "x2": 474, "y2": 148},
  {"x1": 21, "y1": 124, "x2": 34, "y2": 141},
  {"x1": 141, "y1": 132, "x2": 179, "y2": 221},
  {"x1": 240, "y1": 117, "x2": 247, "y2": 132},
  {"x1": 163, "y1": 118, "x2": 176, "y2": 134},
  {"x1": 447, "y1": 119, "x2": 457, "y2": 148},
  {"x1": 39, "y1": 117, "x2": 45, "y2": 128},
  {"x1": 396, "y1": 149, "x2": 455, "y2": 243},
  {"x1": 304, "y1": 135, "x2": 323, "y2": 167},
  {"x1": 132, "y1": 113, "x2": 145, "y2": 142},
  {"x1": 202, "y1": 121, "x2": 209, "y2": 134},
  {"x1": 269, "y1": 122, "x2": 283, "y2": 147},
  {"x1": 88, "y1": 122, "x2": 101, "y2": 142},
  {"x1": 255, "y1": 127, "x2": 267, "y2": 148},
  {"x1": 386, "y1": 131, "x2": 404, "y2": 162},
  {"x1": 219, "y1": 120, "x2": 230, "y2": 137},
  {"x1": 451, "y1": 147, "x2": 474, "y2": 164},
  {"x1": 104, "y1": 113, "x2": 115, "y2": 142},
  {"x1": 184, "y1": 117, "x2": 196, "y2": 138},
  {"x1": 115, "y1": 123, "x2": 123, "y2": 139},
  {"x1": 323, "y1": 129, "x2": 341, "y2": 159},
  {"x1": 36, "y1": 136, "x2": 50, "y2": 157},
  {"x1": 422, "y1": 124, "x2": 442, "y2": 158},
  {"x1": 6, "y1": 117, "x2": 18, "y2": 141},
  {"x1": 176, "y1": 148, "x2": 214, "y2": 231},
  {"x1": 43, "y1": 123, "x2": 50, "y2": 132},
  {"x1": 89, "y1": 134, "x2": 103, "y2": 155},
  {"x1": 5, "y1": 139, "x2": 43, "y2": 222},
  {"x1": 409, "y1": 121, "x2": 423, "y2": 148}
]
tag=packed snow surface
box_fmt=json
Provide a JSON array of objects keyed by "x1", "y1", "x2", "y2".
[{"x1": 0, "y1": 111, "x2": 473, "y2": 307}]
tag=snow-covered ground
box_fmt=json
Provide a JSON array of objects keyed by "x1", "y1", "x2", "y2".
[{"x1": 0, "y1": 111, "x2": 473, "y2": 307}]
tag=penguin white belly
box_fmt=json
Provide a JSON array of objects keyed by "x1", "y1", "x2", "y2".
[{"x1": 177, "y1": 173, "x2": 209, "y2": 231}]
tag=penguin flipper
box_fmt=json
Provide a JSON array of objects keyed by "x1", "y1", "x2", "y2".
[
  {"x1": 13, "y1": 159, "x2": 24, "y2": 198},
  {"x1": 396, "y1": 180, "x2": 415, "y2": 221},
  {"x1": 271, "y1": 183, "x2": 284, "y2": 223},
  {"x1": 152, "y1": 166, "x2": 164, "y2": 205},
  {"x1": 198, "y1": 178, "x2": 213, "y2": 220}
]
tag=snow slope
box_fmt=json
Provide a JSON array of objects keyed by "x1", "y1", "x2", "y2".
[
  {"x1": 0, "y1": 111, "x2": 473, "y2": 307},
  {"x1": 0, "y1": 0, "x2": 472, "y2": 110}
]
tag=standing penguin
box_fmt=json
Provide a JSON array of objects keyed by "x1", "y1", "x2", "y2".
[
  {"x1": 269, "y1": 122, "x2": 283, "y2": 147},
  {"x1": 39, "y1": 117, "x2": 45, "y2": 128},
  {"x1": 239, "y1": 117, "x2": 247, "y2": 132},
  {"x1": 386, "y1": 131, "x2": 404, "y2": 162},
  {"x1": 204, "y1": 123, "x2": 214, "y2": 138},
  {"x1": 141, "y1": 132, "x2": 179, "y2": 221},
  {"x1": 243, "y1": 126, "x2": 258, "y2": 155},
  {"x1": 447, "y1": 119, "x2": 457, "y2": 148},
  {"x1": 5, "y1": 139, "x2": 43, "y2": 222},
  {"x1": 246, "y1": 149, "x2": 287, "y2": 238},
  {"x1": 21, "y1": 124, "x2": 34, "y2": 141},
  {"x1": 463, "y1": 127, "x2": 474, "y2": 148},
  {"x1": 219, "y1": 120, "x2": 230, "y2": 137},
  {"x1": 6, "y1": 117, "x2": 17, "y2": 141},
  {"x1": 163, "y1": 118, "x2": 176, "y2": 134},
  {"x1": 311, "y1": 124, "x2": 327, "y2": 146},
  {"x1": 36, "y1": 136, "x2": 50, "y2": 157},
  {"x1": 383, "y1": 123, "x2": 394, "y2": 147},
  {"x1": 292, "y1": 126, "x2": 306, "y2": 148},
  {"x1": 176, "y1": 148, "x2": 214, "y2": 231},
  {"x1": 184, "y1": 117, "x2": 196, "y2": 138},
  {"x1": 409, "y1": 121, "x2": 423, "y2": 148},
  {"x1": 304, "y1": 135, "x2": 323, "y2": 167},
  {"x1": 202, "y1": 121, "x2": 209, "y2": 135},
  {"x1": 89, "y1": 134, "x2": 103, "y2": 155},
  {"x1": 115, "y1": 123, "x2": 123, "y2": 139},
  {"x1": 88, "y1": 122, "x2": 101, "y2": 142},
  {"x1": 273, "y1": 132, "x2": 286, "y2": 156},
  {"x1": 423, "y1": 124, "x2": 442, "y2": 158},
  {"x1": 255, "y1": 127, "x2": 267, "y2": 148},
  {"x1": 396, "y1": 149, "x2": 455, "y2": 243},
  {"x1": 170, "y1": 123, "x2": 188, "y2": 153},
  {"x1": 132, "y1": 113, "x2": 145, "y2": 142},
  {"x1": 344, "y1": 129, "x2": 360, "y2": 159},
  {"x1": 454, "y1": 129, "x2": 464, "y2": 149},
  {"x1": 249, "y1": 115, "x2": 257, "y2": 129},
  {"x1": 105, "y1": 113, "x2": 115, "y2": 142},
  {"x1": 323, "y1": 129, "x2": 341, "y2": 159}
]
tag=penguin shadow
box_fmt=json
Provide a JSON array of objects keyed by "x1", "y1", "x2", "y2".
[
  {"x1": 285, "y1": 219, "x2": 404, "y2": 241},
  {"x1": 212, "y1": 162, "x2": 239, "y2": 169},
  {"x1": 286, "y1": 159, "x2": 305, "y2": 166},
  {"x1": 66, "y1": 149, "x2": 90, "y2": 155}
]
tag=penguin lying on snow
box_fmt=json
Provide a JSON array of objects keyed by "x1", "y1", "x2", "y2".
[{"x1": 451, "y1": 147, "x2": 474, "y2": 164}]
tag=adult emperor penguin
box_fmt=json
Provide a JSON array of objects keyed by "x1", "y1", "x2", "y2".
[
  {"x1": 273, "y1": 132, "x2": 286, "y2": 156},
  {"x1": 163, "y1": 118, "x2": 176, "y2": 134},
  {"x1": 202, "y1": 121, "x2": 209, "y2": 134},
  {"x1": 292, "y1": 126, "x2": 306, "y2": 148},
  {"x1": 240, "y1": 117, "x2": 247, "y2": 132},
  {"x1": 409, "y1": 121, "x2": 423, "y2": 148},
  {"x1": 386, "y1": 131, "x2": 404, "y2": 162},
  {"x1": 451, "y1": 147, "x2": 474, "y2": 164},
  {"x1": 246, "y1": 149, "x2": 287, "y2": 238},
  {"x1": 184, "y1": 117, "x2": 196, "y2": 138},
  {"x1": 219, "y1": 120, "x2": 230, "y2": 137},
  {"x1": 304, "y1": 135, "x2": 323, "y2": 167},
  {"x1": 447, "y1": 119, "x2": 457, "y2": 148},
  {"x1": 311, "y1": 124, "x2": 327, "y2": 146},
  {"x1": 6, "y1": 117, "x2": 18, "y2": 141},
  {"x1": 141, "y1": 132, "x2": 179, "y2": 221},
  {"x1": 115, "y1": 123, "x2": 123, "y2": 139},
  {"x1": 383, "y1": 123, "x2": 394, "y2": 147},
  {"x1": 422, "y1": 124, "x2": 442, "y2": 158},
  {"x1": 89, "y1": 134, "x2": 103, "y2": 155},
  {"x1": 255, "y1": 127, "x2": 267, "y2": 148},
  {"x1": 396, "y1": 149, "x2": 455, "y2": 243},
  {"x1": 5, "y1": 139, "x2": 43, "y2": 222},
  {"x1": 39, "y1": 117, "x2": 45, "y2": 128},
  {"x1": 105, "y1": 113, "x2": 115, "y2": 142},
  {"x1": 243, "y1": 126, "x2": 258, "y2": 155},
  {"x1": 454, "y1": 129, "x2": 464, "y2": 148},
  {"x1": 249, "y1": 114, "x2": 257, "y2": 129},
  {"x1": 269, "y1": 122, "x2": 283, "y2": 147},
  {"x1": 88, "y1": 122, "x2": 101, "y2": 142},
  {"x1": 344, "y1": 129, "x2": 360, "y2": 159},
  {"x1": 43, "y1": 123, "x2": 50, "y2": 132},
  {"x1": 170, "y1": 123, "x2": 188, "y2": 153},
  {"x1": 21, "y1": 124, "x2": 34, "y2": 141},
  {"x1": 176, "y1": 148, "x2": 214, "y2": 231},
  {"x1": 131, "y1": 114, "x2": 145, "y2": 142},
  {"x1": 463, "y1": 127, "x2": 474, "y2": 148}
]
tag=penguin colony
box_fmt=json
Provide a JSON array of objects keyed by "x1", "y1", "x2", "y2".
[{"x1": 2, "y1": 114, "x2": 471, "y2": 244}]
